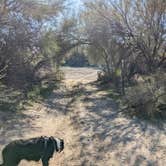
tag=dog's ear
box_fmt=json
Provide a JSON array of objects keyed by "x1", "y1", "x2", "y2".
[
  {"x1": 50, "y1": 136, "x2": 54, "y2": 140},
  {"x1": 60, "y1": 139, "x2": 64, "y2": 152}
]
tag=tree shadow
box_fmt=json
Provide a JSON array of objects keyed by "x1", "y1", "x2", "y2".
[
  {"x1": 43, "y1": 83, "x2": 94, "y2": 115},
  {"x1": 0, "y1": 111, "x2": 40, "y2": 152},
  {"x1": 42, "y1": 86, "x2": 70, "y2": 115},
  {"x1": 72, "y1": 83, "x2": 166, "y2": 165}
]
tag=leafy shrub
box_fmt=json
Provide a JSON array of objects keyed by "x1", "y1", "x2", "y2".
[
  {"x1": 27, "y1": 84, "x2": 55, "y2": 100},
  {"x1": 122, "y1": 72, "x2": 166, "y2": 119}
]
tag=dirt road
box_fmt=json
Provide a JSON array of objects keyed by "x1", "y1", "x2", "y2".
[{"x1": 0, "y1": 67, "x2": 166, "y2": 166}]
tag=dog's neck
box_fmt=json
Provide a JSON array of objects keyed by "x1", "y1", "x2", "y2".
[{"x1": 54, "y1": 138, "x2": 61, "y2": 152}]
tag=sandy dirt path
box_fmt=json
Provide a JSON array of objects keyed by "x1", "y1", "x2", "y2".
[{"x1": 0, "y1": 67, "x2": 166, "y2": 166}]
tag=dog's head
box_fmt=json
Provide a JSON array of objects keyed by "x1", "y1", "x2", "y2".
[{"x1": 49, "y1": 136, "x2": 64, "y2": 153}]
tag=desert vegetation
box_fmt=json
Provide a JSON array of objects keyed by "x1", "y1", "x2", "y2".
[
  {"x1": 0, "y1": 0, "x2": 80, "y2": 111},
  {"x1": 0, "y1": 0, "x2": 166, "y2": 165},
  {"x1": 80, "y1": 0, "x2": 166, "y2": 119},
  {"x1": 0, "y1": 0, "x2": 165, "y2": 113}
]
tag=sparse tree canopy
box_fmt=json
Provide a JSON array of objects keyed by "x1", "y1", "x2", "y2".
[{"x1": 82, "y1": 0, "x2": 166, "y2": 93}]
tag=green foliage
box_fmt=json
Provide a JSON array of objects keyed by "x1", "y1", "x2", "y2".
[
  {"x1": 41, "y1": 32, "x2": 60, "y2": 59},
  {"x1": 27, "y1": 85, "x2": 52, "y2": 101},
  {"x1": 115, "y1": 69, "x2": 121, "y2": 77},
  {"x1": 27, "y1": 83, "x2": 56, "y2": 101},
  {"x1": 27, "y1": 85, "x2": 41, "y2": 100}
]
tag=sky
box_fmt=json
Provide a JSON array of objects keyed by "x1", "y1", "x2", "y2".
[
  {"x1": 67, "y1": 0, "x2": 83, "y2": 13},
  {"x1": 69, "y1": 0, "x2": 82, "y2": 7}
]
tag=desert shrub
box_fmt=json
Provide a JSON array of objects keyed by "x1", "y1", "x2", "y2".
[
  {"x1": 4, "y1": 59, "x2": 35, "y2": 90},
  {"x1": 27, "y1": 69, "x2": 64, "y2": 100},
  {"x1": 0, "y1": 83, "x2": 22, "y2": 112},
  {"x1": 122, "y1": 72, "x2": 166, "y2": 119}
]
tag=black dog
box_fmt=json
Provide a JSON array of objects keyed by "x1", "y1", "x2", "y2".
[{"x1": 0, "y1": 136, "x2": 64, "y2": 166}]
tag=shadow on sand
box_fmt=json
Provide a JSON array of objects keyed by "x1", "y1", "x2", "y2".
[
  {"x1": 69, "y1": 82, "x2": 166, "y2": 165},
  {"x1": 0, "y1": 111, "x2": 40, "y2": 150}
]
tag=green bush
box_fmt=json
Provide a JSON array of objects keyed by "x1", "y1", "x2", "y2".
[{"x1": 27, "y1": 85, "x2": 54, "y2": 100}]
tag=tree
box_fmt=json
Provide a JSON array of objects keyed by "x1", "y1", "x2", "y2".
[
  {"x1": 110, "y1": 0, "x2": 166, "y2": 72},
  {"x1": 0, "y1": 0, "x2": 65, "y2": 89},
  {"x1": 82, "y1": 0, "x2": 166, "y2": 93}
]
